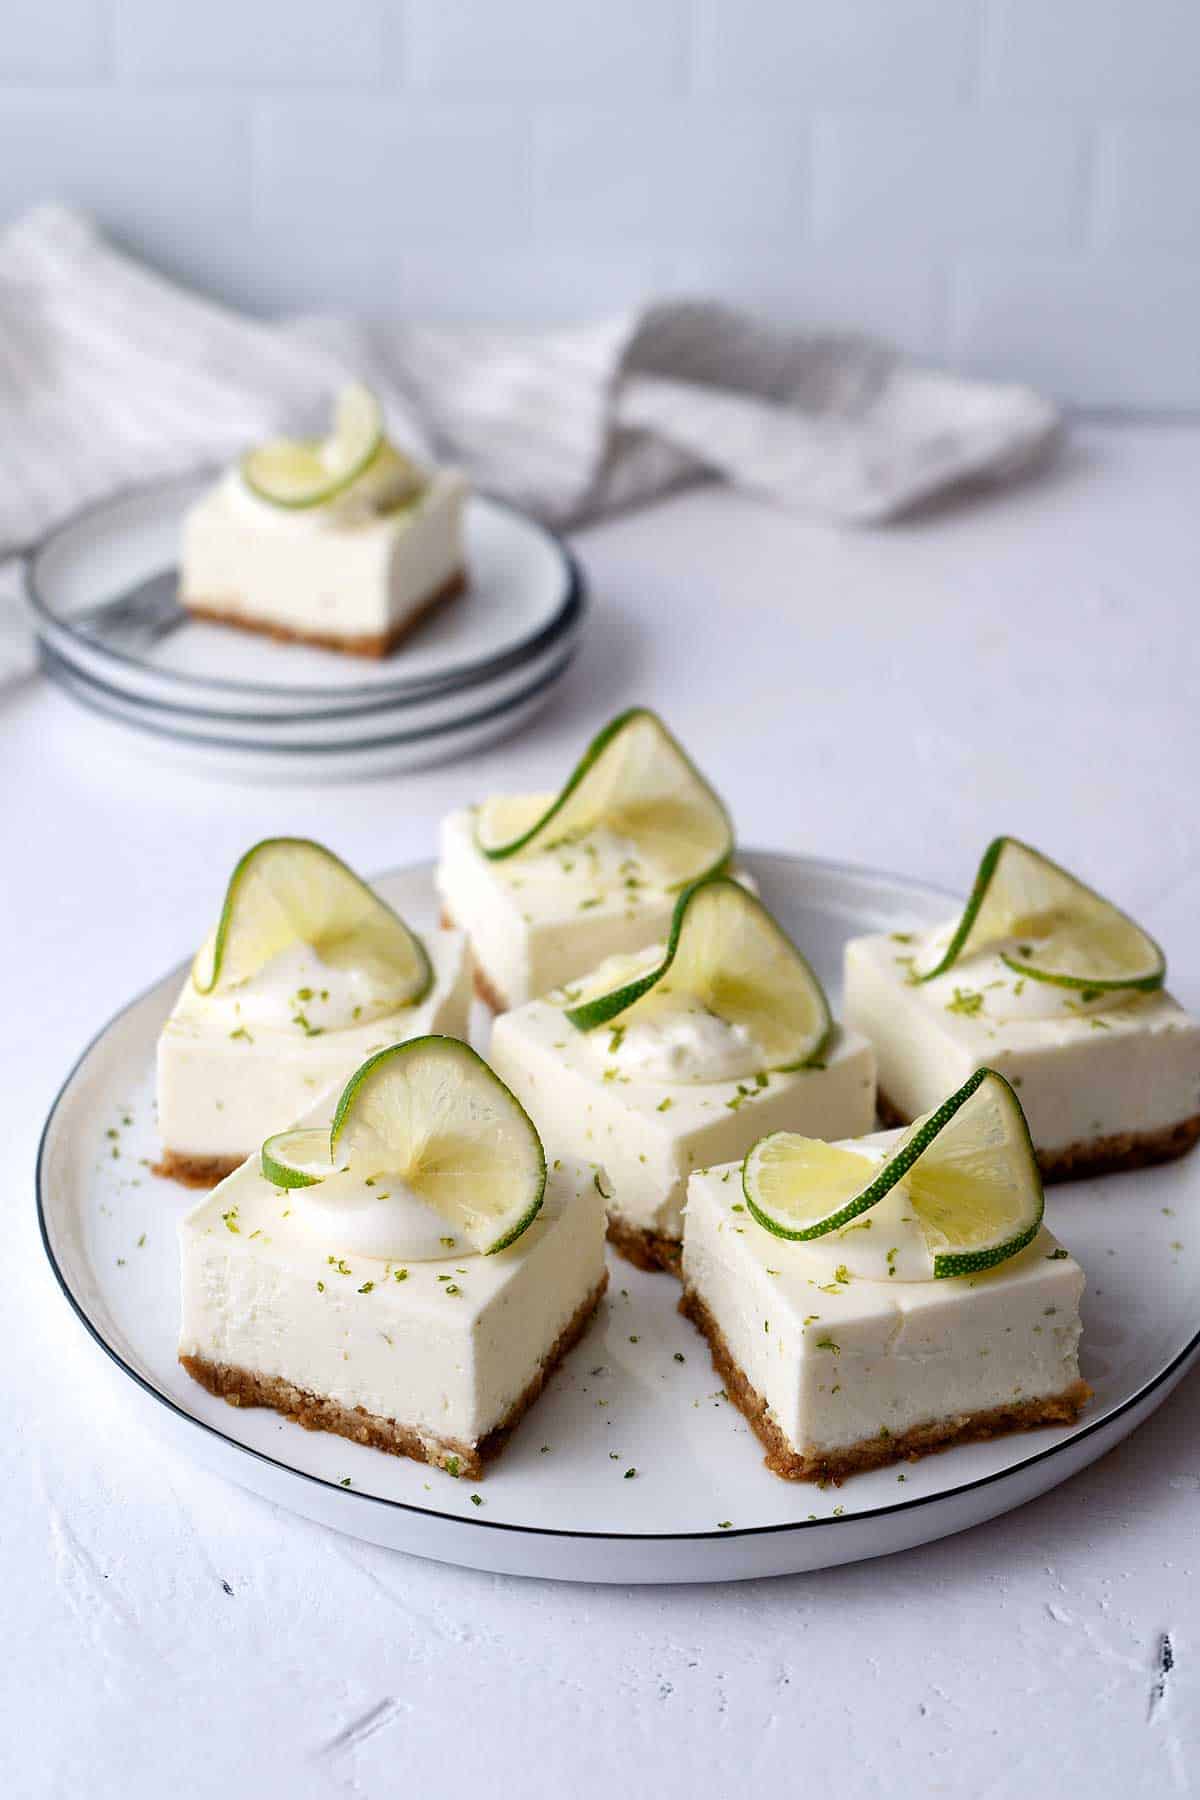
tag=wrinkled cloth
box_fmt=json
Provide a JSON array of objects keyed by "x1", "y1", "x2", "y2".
[{"x1": 0, "y1": 203, "x2": 1060, "y2": 680}]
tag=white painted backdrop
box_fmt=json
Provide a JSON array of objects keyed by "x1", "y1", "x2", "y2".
[{"x1": 2, "y1": 0, "x2": 1200, "y2": 408}]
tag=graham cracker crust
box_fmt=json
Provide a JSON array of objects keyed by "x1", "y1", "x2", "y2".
[
  {"x1": 180, "y1": 1272, "x2": 608, "y2": 1481},
  {"x1": 184, "y1": 567, "x2": 467, "y2": 661},
  {"x1": 606, "y1": 1212, "x2": 682, "y2": 1277},
  {"x1": 153, "y1": 1148, "x2": 243, "y2": 1189},
  {"x1": 679, "y1": 1284, "x2": 1091, "y2": 1485},
  {"x1": 875, "y1": 1091, "x2": 912, "y2": 1132},
  {"x1": 470, "y1": 962, "x2": 509, "y2": 1015},
  {"x1": 877, "y1": 1088, "x2": 1200, "y2": 1184},
  {"x1": 439, "y1": 906, "x2": 509, "y2": 1013}
]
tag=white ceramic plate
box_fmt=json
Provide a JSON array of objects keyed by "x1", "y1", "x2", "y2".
[
  {"x1": 38, "y1": 854, "x2": 1200, "y2": 1583},
  {"x1": 25, "y1": 473, "x2": 584, "y2": 718},
  {"x1": 39, "y1": 642, "x2": 577, "y2": 783}
]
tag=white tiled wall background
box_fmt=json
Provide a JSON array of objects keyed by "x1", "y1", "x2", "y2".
[{"x1": 5, "y1": 0, "x2": 1200, "y2": 408}]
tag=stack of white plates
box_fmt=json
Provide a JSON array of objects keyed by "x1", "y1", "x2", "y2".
[{"x1": 25, "y1": 472, "x2": 585, "y2": 781}]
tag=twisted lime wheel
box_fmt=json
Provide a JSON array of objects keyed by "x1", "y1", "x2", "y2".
[
  {"x1": 921, "y1": 837, "x2": 1164, "y2": 993},
  {"x1": 241, "y1": 382, "x2": 385, "y2": 509},
  {"x1": 192, "y1": 837, "x2": 431, "y2": 1011},
  {"x1": 743, "y1": 1068, "x2": 1044, "y2": 1278},
  {"x1": 474, "y1": 708, "x2": 733, "y2": 890},
  {"x1": 563, "y1": 875, "x2": 831, "y2": 1071}
]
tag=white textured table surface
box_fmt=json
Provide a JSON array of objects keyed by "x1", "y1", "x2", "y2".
[{"x1": 4, "y1": 423, "x2": 1199, "y2": 1800}]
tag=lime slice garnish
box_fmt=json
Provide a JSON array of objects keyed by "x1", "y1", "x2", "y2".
[
  {"x1": 474, "y1": 707, "x2": 733, "y2": 889},
  {"x1": 192, "y1": 837, "x2": 432, "y2": 1009},
  {"x1": 742, "y1": 1137, "x2": 878, "y2": 1236},
  {"x1": 563, "y1": 875, "x2": 832, "y2": 1068},
  {"x1": 922, "y1": 836, "x2": 1164, "y2": 993},
  {"x1": 261, "y1": 1128, "x2": 347, "y2": 1189},
  {"x1": 329, "y1": 1037, "x2": 546, "y2": 1255},
  {"x1": 743, "y1": 1068, "x2": 1044, "y2": 1277},
  {"x1": 241, "y1": 382, "x2": 386, "y2": 509}
]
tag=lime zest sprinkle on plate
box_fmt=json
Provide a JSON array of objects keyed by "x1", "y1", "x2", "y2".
[
  {"x1": 473, "y1": 707, "x2": 733, "y2": 890},
  {"x1": 920, "y1": 836, "x2": 1165, "y2": 994},
  {"x1": 742, "y1": 1068, "x2": 1046, "y2": 1278},
  {"x1": 562, "y1": 874, "x2": 832, "y2": 1072}
]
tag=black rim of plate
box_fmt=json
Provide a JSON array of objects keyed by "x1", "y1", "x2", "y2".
[
  {"x1": 42, "y1": 607, "x2": 583, "y2": 728},
  {"x1": 35, "y1": 851, "x2": 1200, "y2": 1549},
  {"x1": 24, "y1": 470, "x2": 586, "y2": 707},
  {"x1": 40, "y1": 637, "x2": 579, "y2": 756}
]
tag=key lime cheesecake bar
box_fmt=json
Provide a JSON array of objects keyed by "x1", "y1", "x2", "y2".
[
  {"x1": 181, "y1": 384, "x2": 467, "y2": 657},
  {"x1": 157, "y1": 839, "x2": 471, "y2": 1186},
  {"x1": 844, "y1": 838, "x2": 1200, "y2": 1180},
  {"x1": 490, "y1": 877, "x2": 876, "y2": 1274},
  {"x1": 436, "y1": 707, "x2": 739, "y2": 1011},
  {"x1": 179, "y1": 1038, "x2": 608, "y2": 1479},
  {"x1": 681, "y1": 1070, "x2": 1089, "y2": 1482}
]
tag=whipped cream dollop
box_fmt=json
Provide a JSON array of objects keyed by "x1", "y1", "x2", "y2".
[
  {"x1": 599, "y1": 990, "x2": 763, "y2": 1084},
  {"x1": 290, "y1": 1168, "x2": 470, "y2": 1263},
  {"x1": 197, "y1": 940, "x2": 406, "y2": 1034},
  {"x1": 910, "y1": 918, "x2": 1137, "y2": 1023},
  {"x1": 757, "y1": 1146, "x2": 937, "y2": 1282},
  {"x1": 283, "y1": 1167, "x2": 561, "y2": 1264}
]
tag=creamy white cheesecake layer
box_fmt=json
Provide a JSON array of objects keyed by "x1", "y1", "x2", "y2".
[
  {"x1": 436, "y1": 806, "x2": 754, "y2": 1009},
  {"x1": 180, "y1": 1147, "x2": 607, "y2": 1451},
  {"x1": 180, "y1": 466, "x2": 466, "y2": 639},
  {"x1": 843, "y1": 930, "x2": 1200, "y2": 1153},
  {"x1": 682, "y1": 1144, "x2": 1085, "y2": 1456},
  {"x1": 157, "y1": 928, "x2": 471, "y2": 1163},
  {"x1": 489, "y1": 998, "x2": 876, "y2": 1241}
]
